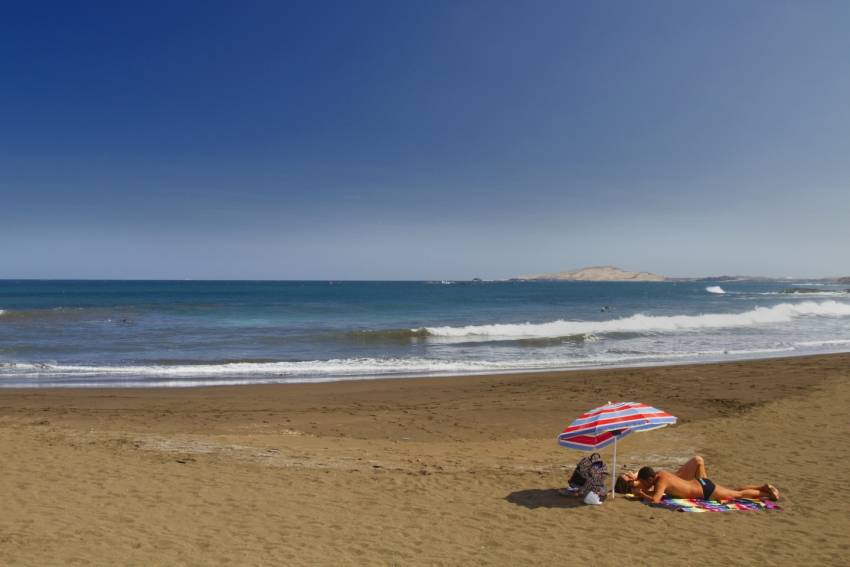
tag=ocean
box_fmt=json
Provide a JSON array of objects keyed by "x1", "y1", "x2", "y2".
[{"x1": 1, "y1": 279, "x2": 849, "y2": 388}]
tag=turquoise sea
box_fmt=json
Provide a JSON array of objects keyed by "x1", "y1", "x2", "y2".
[{"x1": 1, "y1": 280, "x2": 849, "y2": 387}]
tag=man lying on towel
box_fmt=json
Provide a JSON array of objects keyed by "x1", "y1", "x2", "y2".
[
  {"x1": 615, "y1": 455, "x2": 780, "y2": 503},
  {"x1": 615, "y1": 455, "x2": 708, "y2": 495}
]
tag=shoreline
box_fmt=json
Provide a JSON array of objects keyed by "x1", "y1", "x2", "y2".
[
  {"x1": 1, "y1": 353, "x2": 848, "y2": 564},
  {"x1": 3, "y1": 348, "x2": 849, "y2": 390},
  {"x1": 0, "y1": 352, "x2": 847, "y2": 431}
]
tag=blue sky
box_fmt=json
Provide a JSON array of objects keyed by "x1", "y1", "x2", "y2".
[{"x1": 2, "y1": 1, "x2": 849, "y2": 279}]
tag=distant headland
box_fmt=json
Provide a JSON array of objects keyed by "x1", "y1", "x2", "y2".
[
  {"x1": 512, "y1": 265, "x2": 667, "y2": 282},
  {"x1": 510, "y1": 266, "x2": 850, "y2": 283}
]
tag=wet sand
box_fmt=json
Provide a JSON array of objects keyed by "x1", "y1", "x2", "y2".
[{"x1": 0, "y1": 353, "x2": 848, "y2": 565}]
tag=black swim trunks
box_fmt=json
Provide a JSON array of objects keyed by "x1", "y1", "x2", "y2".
[{"x1": 697, "y1": 478, "x2": 716, "y2": 500}]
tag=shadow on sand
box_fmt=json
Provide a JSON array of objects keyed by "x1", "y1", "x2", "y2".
[{"x1": 505, "y1": 488, "x2": 587, "y2": 509}]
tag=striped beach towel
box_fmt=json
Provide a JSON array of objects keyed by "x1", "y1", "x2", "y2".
[{"x1": 649, "y1": 498, "x2": 782, "y2": 513}]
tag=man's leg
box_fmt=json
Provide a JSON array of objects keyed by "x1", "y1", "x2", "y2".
[
  {"x1": 708, "y1": 485, "x2": 761, "y2": 501},
  {"x1": 711, "y1": 483, "x2": 779, "y2": 501},
  {"x1": 675, "y1": 455, "x2": 707, "y2": 480},
  {"x1": 735, "y1": 484, "x2": 780, "y2": 500}
]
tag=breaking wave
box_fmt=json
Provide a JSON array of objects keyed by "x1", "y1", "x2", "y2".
[
  {"x1": 706, "y1": 286, "x2": 726, "y2": 294},
  {"x1": 793, "y1": 338, "x2": 850, "y2": 348},
  {"x1": 0, "y1": 343, "x2": 828, "y2": 388},
  {"x1": 423, "y1": 301, "x2": 850, "y2": 340},
  {"x1": 338, "y1": 328, "x2": 431, "y2": 343},
  {"x1": 339, "y1": 329, "x2": 600, "y2": 345},
  {"x1": 0, "y1": 357, "x2": 559, "y2": 384},
  {"x1": 515, "y1": 334, "x2": 600, "y2": 347},
  {"x1": 758, "y1": 291, "x2": 849, "y2": 297}
]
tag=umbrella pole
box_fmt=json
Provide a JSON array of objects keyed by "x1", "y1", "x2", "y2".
[{"x1": 611, "y1": 437, "x2": 617, "y2": 500}]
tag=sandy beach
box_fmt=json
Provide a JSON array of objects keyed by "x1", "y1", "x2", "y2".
[{"x1": 0, "y1": 353, "x2": 848, "y2": 565}]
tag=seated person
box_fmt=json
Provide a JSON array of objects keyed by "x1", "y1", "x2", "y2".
[
  {"x1": 615, "y1": 455, "x2": 707, "y2": 496},
  {"x1": 630, "y1": 465, "x2": 780, "y2": 503}
]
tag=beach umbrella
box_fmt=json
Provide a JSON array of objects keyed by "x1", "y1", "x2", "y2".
[{"x1": 558, "y1": 401, "x2": 677, "y2": 498}]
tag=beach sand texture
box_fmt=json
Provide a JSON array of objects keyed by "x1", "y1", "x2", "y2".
[{"x1": 0, "y1": 353, "x2": 848, "y2": 565}]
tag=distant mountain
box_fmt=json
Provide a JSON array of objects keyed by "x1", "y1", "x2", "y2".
[
  {"x1": 514, "y1": 265, "x2": 667, "y2": 282},
  {"x1": 512, "y1": 268, "x2": 847, "y2": 283}
]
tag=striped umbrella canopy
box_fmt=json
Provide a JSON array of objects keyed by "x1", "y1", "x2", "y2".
[
  {"x1": 558, "y1": 402, "x2": 677, "y2": 498},
  {"x1": 558, "y1": 401, "x2": 677, "y2": 449},
  {"x1": 557, "y1": 427, "x2": 633, "y2": 451}
]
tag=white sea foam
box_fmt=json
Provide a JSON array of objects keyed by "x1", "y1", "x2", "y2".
[
  {"x1": 722, "y1": 347, "x2": 796, "y2": 355},
  {"x1": 0, "y1": 340, "x2": 844, "y2": 388},
  {"x1": 0, "y1": 358, "x2": 526, "y2": 379},
  {"x1": 758, "y1": 291, "x2": 848, "y2": 297},
  {"x1": 0, "y1": 351, "x2": 782, "y2": 384},
  {"x1": 794, "y1": 339, "x2": 850, "y2": 348},
  {"x1": 705, "y1": 286, "x2": 726, "y2": 294},
  {"x1": 423, "y1": 300, "x2": 850, "y2": 340}
]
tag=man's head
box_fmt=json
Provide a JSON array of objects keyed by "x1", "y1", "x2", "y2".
[{"x1": 637, "y1": 466, "x2": 656, "y2": 481}]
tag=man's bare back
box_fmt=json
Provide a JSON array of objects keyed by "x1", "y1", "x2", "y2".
[{"x1": 643, "y1": 471, "x2": 703, "y2": 503}]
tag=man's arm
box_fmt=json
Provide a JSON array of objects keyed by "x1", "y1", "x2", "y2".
[
  {"x1": 633, "y1": 488, "x2": 653, "y2": 501},
  {"x1": 650, "y1": 477, "x2": 667, "y2": 504}
]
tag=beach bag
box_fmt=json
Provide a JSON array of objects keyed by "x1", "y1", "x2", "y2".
[{"x1": 568, "y1": 453, "x2": 608, "y2": 497}]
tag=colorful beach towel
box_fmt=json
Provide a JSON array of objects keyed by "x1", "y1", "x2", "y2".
[{"x1": 649, "y1": 498, "x2": 782, "y2": 513}]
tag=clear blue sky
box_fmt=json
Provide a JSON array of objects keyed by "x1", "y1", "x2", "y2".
[{"x1": 2, "y1": 1, "x2": 849, "y2": 279}]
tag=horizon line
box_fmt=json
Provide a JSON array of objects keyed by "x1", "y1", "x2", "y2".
[{"x1": 0, "y1": 276, "x2": 844, "y2": 282}]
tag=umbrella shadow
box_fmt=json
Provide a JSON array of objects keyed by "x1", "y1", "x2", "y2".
[{"x1": 505, "y1": 488, "x2": 587, "y2": 509}]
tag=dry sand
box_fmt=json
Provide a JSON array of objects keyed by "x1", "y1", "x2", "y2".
[{"x1": 0, "y1": 353, "x2": 848, "y2": 565}]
